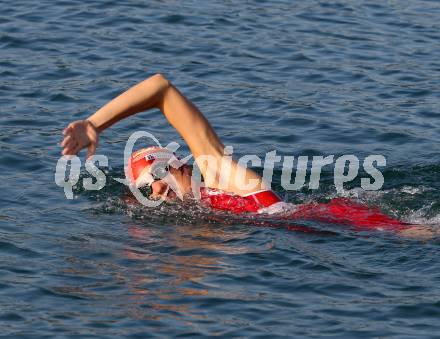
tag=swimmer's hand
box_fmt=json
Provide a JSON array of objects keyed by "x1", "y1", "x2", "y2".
[{"x1": 61, "y1": 120, "x2": 99, "y2": 159}]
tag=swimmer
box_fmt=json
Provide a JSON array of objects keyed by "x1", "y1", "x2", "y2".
[{"x1": 61, "y1": 73, "x2": 437, "y2": 239}]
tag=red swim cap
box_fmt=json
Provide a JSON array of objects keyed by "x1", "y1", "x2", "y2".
[{"x1": 126, "y1": 146, "x2": 176, "y2": 187}]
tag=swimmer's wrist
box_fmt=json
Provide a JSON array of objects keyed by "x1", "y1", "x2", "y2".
[{"x1": 86, "y1": 118, "x2": 101, "y2": 134}]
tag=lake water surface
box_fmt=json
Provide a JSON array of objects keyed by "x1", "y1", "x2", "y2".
[{"x1": 1, "y1": 0, "x2": 440, "y2": 337}]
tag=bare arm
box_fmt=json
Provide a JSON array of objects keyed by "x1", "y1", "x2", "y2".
[
  {"x1": 61, "y1": 73, "x2": 266, "y2": 195},
  {"x1": 87, "y1": 74, "x2": 170, "y2": 133},
  {"x1": 398, "y1": 225, "x2": 439, "y2": 240}
]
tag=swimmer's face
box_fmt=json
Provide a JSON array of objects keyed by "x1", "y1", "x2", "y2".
[{"x1": 149, "y1": 165, "x2": 192, "y2": 200}]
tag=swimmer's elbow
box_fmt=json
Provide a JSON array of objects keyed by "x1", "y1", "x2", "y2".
[
  {"x1": 145, "y1": 73, "x2": 172, "y2": 110},
  {"x1": 151, "y1": 73, "x2": 171, "y2": 91}
]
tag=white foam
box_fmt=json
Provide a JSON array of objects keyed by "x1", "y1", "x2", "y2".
[{"x1": 257, "y1": 202, "x2": 297, "y2": 215}]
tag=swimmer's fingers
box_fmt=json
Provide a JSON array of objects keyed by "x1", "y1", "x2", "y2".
[
  {"x1": 61, "y1": 134, "x2": 75, "y2": 148},
  {"x1": 61, "y1": 142, "x2": 77, "y2": 155},
  {"x1": 66, "y1": 143, "x2": 82, "y2": 157},
  {"x1": 62, "y1": 140, "x2": 80, "y2": 156},
  {"x1": 60, "y1": 120, "x2": 99, "y2": 158},
  {"x1": 63, "y1": 120, "x2": 88, "y2": 146},
  {"x1": 61, "y1": 122, "x2": 81, "y2": 152},
  {"x1": 61, "y1": 133, "x2": 80, "y2": 155},
  {"x1": 63, "y1": 124, "x2": 72, "y2": 136}
]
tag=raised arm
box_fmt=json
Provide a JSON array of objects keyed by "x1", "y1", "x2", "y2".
[
  {"x1": 89, "y1": 74, "x2": 226, "y2": 159},
  {"x1": 61, "y1": 73, "x2": 266, "y2": 195}
]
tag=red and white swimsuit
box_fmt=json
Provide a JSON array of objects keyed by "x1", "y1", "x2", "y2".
[
  {"x1": 200, "y1": 188, "x2": 409, "y2": 232},
  {"x1": 200, "y1": 188, "x2": 281, "y2": 214}
]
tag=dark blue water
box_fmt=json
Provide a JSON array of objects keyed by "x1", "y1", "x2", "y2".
[{"x1": 1, "y1": 0, "x2": 440, "y2": 337}]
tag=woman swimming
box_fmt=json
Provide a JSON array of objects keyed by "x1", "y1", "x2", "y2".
[{"x1": 61, "y1": 73, "x2": 436, "y2": 239}]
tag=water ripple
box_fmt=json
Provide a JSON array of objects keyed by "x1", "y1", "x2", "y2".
[{"x1": 1, "y1": 0, "x2": 440, "y2": 337}]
